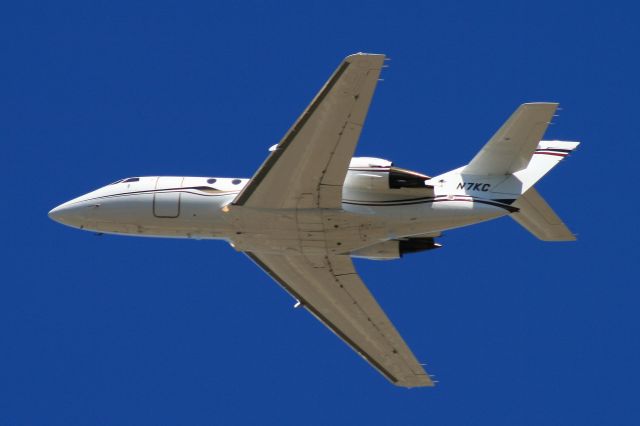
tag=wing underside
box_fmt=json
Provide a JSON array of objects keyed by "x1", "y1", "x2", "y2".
[
  {"x1": 233, "y1": 53, "x2": 432, "y2": 387},
  {"x1": 246, "y1": 252, "x2": 433, "y2": 388},
  {"x1": 233, "y1": 53, "x2": 386, "y2": 209}
]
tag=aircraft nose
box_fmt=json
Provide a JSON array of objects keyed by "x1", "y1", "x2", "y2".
[
  {"x1": 48, "y1": 201, "x2": 88, "y2": 227},
  {"x1": 48, "y1": 204, "x2": 66, "y2": 222}
]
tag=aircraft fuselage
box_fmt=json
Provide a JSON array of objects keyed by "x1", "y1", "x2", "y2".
[{"x1": 49, "y1": 165, "x2": 511, "y2": 256}]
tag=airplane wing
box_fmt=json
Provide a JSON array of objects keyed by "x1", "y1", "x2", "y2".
[
  {"x1": 245, "y1": 252, "x2": 434, "y2": 388},
  {"x1": 232, "y1": 53, "x2": 386, "y2": 209}
]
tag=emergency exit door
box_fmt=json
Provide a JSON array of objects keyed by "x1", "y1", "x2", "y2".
[{"x1": 153, "y1": 176, "x2": 183, "y2": 218}]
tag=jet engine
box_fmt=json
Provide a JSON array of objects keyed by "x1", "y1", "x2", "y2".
[
  {"x1": 345, "y1": 157, "x2": 432, "y2": 193},
  {"x1": 350, "y1": 238, "x2": 442, "y2": 260}
]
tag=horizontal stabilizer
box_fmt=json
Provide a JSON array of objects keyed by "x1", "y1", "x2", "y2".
[
  {"x1": 510, "y1": 187, "x2": 576, "y2": 241},
  {"x1": 511, "y1": 140, "x2": 580, "y2": 194},
  {"x1": 463, "y1": 103, "x2": 558, "y2": 175}
]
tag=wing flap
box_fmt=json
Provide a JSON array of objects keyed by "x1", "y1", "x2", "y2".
[{"x1": 246, "y1": 252, "x2": 433, "y2": 387}]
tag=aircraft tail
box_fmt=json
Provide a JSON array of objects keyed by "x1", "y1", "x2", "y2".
[
  {"x1": 446, "y1": 103, "x2": 580, "y2": 241},
  {"x1": 460, "y1": 102, "x2": 579, "y2": 191},
  {"x1": 463, "y1": 103, "x2": 560, "y2": 176}
]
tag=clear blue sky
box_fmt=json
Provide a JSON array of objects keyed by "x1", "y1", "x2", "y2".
[{"x1": 2, "y1": 1, "x2": 639, "y2": 424}]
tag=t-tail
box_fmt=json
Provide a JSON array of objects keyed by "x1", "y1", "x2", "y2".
[{"x1": 432, "y1": 103, "x2": 579, "y2": 241}]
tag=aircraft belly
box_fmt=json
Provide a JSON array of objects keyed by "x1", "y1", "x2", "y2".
[
  {"x1": 74, "y1": 189, "x2": 507, "y2": 245},
  {"x1": 225, "y1": 207, "x2": 389, "y2": 255},
  {"x1": 343, "y1": 199, "x2": 508, "y2": 237},
  {"x1": 80, "y1": 193, "x2": 235, "y2": 238}
]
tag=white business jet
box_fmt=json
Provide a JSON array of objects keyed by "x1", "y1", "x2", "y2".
[{"x1": 49, "y1": 53, "x2": 579, "y2": 388}]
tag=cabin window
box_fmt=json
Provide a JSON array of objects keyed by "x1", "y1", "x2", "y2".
[
  {"x1": 232, "y1": 179, "x2": 241, "y2": 185},
  {"x1": 207, "y1": 178, "x2": 217, "y2": 184},
  {"x1": 123, "y1": 177, "x2": 140, "y2": 183}
]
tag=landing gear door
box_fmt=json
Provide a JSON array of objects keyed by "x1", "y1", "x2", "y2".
[{"x1": 154, "y1": 176, "x2": 183, "y2": 218}]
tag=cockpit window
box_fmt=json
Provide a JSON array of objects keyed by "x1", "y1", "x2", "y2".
[
  {"x1": 207, "y1": 178, "x2": 217, "y2": 184},
  {"x1": 108, "y1": 179, "x2": 124, "y2": 185},
  {"x1": 123, "y1": 177, "x2": 140, "y2": 183}
]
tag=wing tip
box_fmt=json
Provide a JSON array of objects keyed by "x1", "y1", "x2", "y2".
[
  {"x1": 521, "y1": 102, "x2": 560, "y2": 106},
  {"x1": 519, "y1": 102, "x2": 560, "y2": 113},
  {"x1": 394, "y1": 377, "x2": 436, "y2": 388},
  {"x1": 345, "y1": 52, "x2": 386, "y2": 65}
]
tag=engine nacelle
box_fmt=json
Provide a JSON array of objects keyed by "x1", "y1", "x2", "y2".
[
  {"x1": 345, "y1": 157, "x2": 432, "y2": 193},
  {"x1": 350, "y1": 238, "x2": 442, "y2": 261},
  {"x1": 349, "y1": 157, "x2": 393, "y2": 169},
  {"x1": 346, "y1": 157, "x2": 394, "y2": 193}
]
